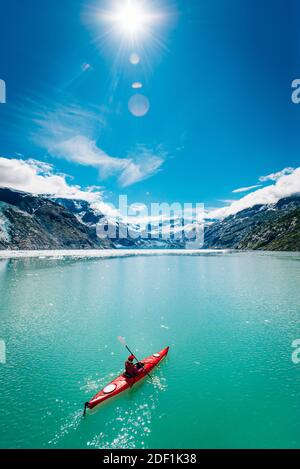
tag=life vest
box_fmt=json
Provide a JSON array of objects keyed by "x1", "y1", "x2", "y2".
[{"x1": 125, "y1": 361, "x2": 138, "y2": 376}]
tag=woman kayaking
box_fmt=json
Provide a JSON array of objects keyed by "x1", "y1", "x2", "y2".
[
  {"x1": 125, "y1": 354, "x2": 145, "y2": 377},
  {"x1": 83, "y1": 339, "x2": 169, "y2": 416}
]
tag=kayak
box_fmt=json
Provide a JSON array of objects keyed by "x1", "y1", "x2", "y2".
[{"x1": 85, "y1": 346, "x2": 169, "y2": 411}]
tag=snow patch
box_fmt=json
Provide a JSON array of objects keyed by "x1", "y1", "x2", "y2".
[{"x1": 0, "y1": 204, "x2": 11, "y2": 242}]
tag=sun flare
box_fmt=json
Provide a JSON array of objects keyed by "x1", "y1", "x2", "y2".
[
  {"x1": 115, "y1": 2, "x2": 149, "y2": 35},
  {"x1": 102, "y1": 0, "x2": 157, "y2": 40}
]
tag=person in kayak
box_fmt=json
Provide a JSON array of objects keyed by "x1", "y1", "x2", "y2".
[{"x1": 125, "y1": 354, "x2": 142, "y2": 378}]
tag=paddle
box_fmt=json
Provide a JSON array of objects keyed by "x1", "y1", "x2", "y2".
[
  {"x1": 117, "y1": 336, "x2": 153, "y2": 381},
  {"x1": 83, "y1": 401, "x2": 89, "y2": 417}
]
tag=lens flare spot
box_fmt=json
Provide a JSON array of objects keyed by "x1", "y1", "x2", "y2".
[
  {"x1": 132, "y1": 82, "x2": 143, "y2": 89},
  {"x1": 81, "y1": 63, "x2": 91, "y2": 72},
  {"x1": 128, "y1": 94, "x2": 150, "y2": 117},
  {"x1": 129, "y1": 53, "x2": 140, "y2": 65}
]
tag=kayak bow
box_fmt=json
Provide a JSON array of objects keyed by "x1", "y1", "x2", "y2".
[{"x1": 85, "y1": 346, "x2": 169, "y2": 412}]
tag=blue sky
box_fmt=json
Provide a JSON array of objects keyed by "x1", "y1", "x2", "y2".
[{"x1": 0, "y1": 0, "x2": 300, "y2": 215}]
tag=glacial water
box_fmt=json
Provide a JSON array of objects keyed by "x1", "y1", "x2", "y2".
[{"x1": 0, "y1": 251, "x2": 300, "y2": 449}]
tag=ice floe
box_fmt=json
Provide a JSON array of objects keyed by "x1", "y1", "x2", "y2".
[{"x1": 0, "y1": 248, "x2": 230, "y2": 260}]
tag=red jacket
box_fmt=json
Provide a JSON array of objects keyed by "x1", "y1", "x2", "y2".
[{"x1": 125, "y1": 361, "x2": 138, "y2": 376}]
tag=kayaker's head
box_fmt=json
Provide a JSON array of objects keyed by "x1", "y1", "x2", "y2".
[{"x1": 128, "y1": 355, "x2": 135, "y2": 362}]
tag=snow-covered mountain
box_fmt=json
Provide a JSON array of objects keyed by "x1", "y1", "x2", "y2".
[
  {"x1": 0, "y1": 188, "x2": 113, "y2": 250},
  {"x1": 54, "y1": 197, "x2": 199, "y2": 248},
  {"x1": 1, "y1": 188, "x2": 300, "y2": 251},
  {"x1": 203, "y1": 196, "x2": 300, "y2": 251}
]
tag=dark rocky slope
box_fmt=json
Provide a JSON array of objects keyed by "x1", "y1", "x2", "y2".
[
  {"x1": 0, "y1": 188, "x2": 113, "y2": 250},
  {"x1": 1, "y1": 188, "x2": 300, "y2": 251},
  {"x1": 204, "y1": 196, "x2": 300, "y2": 251}
]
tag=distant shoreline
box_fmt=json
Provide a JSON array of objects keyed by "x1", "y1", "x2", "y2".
[{"x1": 0, "y1": 249, "x2": 231, "y2": 260}]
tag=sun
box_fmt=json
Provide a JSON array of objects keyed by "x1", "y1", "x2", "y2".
[
  {"x1": 115, "y1": 2, "x2": 149, "y2": 36},
  {"x1": 102, "y1": 0, "x2": 154, "y2": 39}
]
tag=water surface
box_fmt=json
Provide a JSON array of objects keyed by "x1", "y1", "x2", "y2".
[{"x1": 0, "y1": 251, "x2": 300, "y2": 448}]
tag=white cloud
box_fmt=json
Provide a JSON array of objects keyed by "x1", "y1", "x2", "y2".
[
  {"x1": 27, "y1": 99, "x2": 166, "y2": 187},
  {"x1": 0, "y1": 156, "x2": 103, "y2": 202},
  {"x1": 259, "y1": 167, "x2": 294, "y2": 182},
  {"x1": 52, "y1": 136, "x2": 128, "y2": 177},
  {"x1": 30, "y1": 95, "x2": 168, "y2": 187},
  {"x1": 218, "y1": 199, "x2": 236, "y2": 204},
  {"x1": 232, "y1": 184, "x2": 262, "y2": 193},
  {"x1": 118, "y1": 145, "x2": 165, "y2": 187},
  {"x1": 32, "y1": 102, "x2": 107, "y2": 148},
  {"x1": 209, "y1": 167, "x2": 300, "y2": 219},
  {"x1": 51, "y1": 136, "x2": 165, "y2": 187}
]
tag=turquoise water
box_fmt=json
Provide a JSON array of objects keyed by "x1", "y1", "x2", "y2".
[{"x1": 0, "y1": 251, "x2": 300, "y2": 449}]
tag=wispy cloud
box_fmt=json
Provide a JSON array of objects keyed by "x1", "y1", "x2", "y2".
[
  {"x1": 0, "y1": 156, "x2": 103, "y2": 202},
  {"x1": 30, "y1": 99, "x2": 166, "y2": 187},
  {"x1": 218, "y1": 199, "x2": 237, "y2": 204},
  {"x1": 259, "y1": 167, "x2": 294, "y2": 182},
  {"x1": 118, "y1": 144, "x2": 165, "y2": 187},
  {"x1": 232, "y1": 184, "x2": 262, "y2": 194},
  {"x1": 210, "y1": 166, "x2": 300, "y2": 219},
  {"x1": 51, "y1": 136, "x2": 165, "y2": 188},
  {"x1": 52, "y1": 136, "x2": 127, "y2": 177},
  {"x1": 32, "y1": 100, "x2": 108, "y2": 149}
]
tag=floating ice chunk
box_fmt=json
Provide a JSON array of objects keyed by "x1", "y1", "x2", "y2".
[
  {"x1": 0, "y1": 339, "x2": 6, "y2": 364},
  {"x1": 0, "y1": 249, "x2": 230, "y2": 260}
]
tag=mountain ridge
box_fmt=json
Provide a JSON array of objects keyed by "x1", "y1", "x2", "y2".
[
  {"x1": 0, "y1": 188, "x2": 113, "y2": 250},
  {"x1": 203, "y1": 196, "x2": 300, "y2": 250},
  {"x1": 0, "y1": 187, "x2": 299, "y2": 251}
]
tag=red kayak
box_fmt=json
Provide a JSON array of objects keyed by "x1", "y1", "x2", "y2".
[{"x1": 85, "y1": 346, "x2": 169, "y2": 412}]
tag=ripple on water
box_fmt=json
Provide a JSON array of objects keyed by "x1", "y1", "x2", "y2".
[
  {"x1": 87, "y1": 402, "x2": 152, "y2": 449},
  {"x1": 48, "y1": 409, "x2": 82, "y2": 446},
  {"x1": 46, "y1": 368, "x2": 168, "y2": 449},
  {"x1": 86, "y1": 373, "x2": 167, "y2": 449}
]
